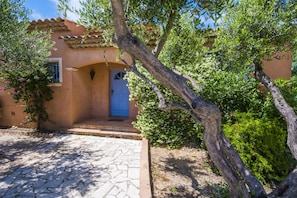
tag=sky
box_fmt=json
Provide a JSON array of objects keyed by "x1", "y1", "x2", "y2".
[
  {"x1": 24, "y1": 0, "x2": 81, "y2": 21},
  {"x1": 24, "y1": 0, "x2": 216, "y2": 27}
]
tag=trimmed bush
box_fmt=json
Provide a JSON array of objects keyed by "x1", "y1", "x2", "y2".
[{"x1": 224, "y1": 112, "x2": 295, "y2": 183}]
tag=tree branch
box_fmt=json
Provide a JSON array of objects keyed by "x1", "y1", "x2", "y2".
[
  {"x1": 111, "y1": 0, "x2": 131, "y2": 41},
  {"x1": 111, "y1": 0, "x2": 206, "y2": 115},
  {"x1": 255, "y1": 62, "x2": 297, "y2": 160},
  {"x1": 120, "y1": 58, "x2": 202, "y2": 122},
  {"x1": 220, "y1": 132, "x2": 267, "y2": 196},
  {"x1": 269, "y1": 168, "x2": 297, "y2": 197},
  {"x1": 173, "y1": 69, "x2": 203, "y2": 92},
  {"x1": 153, "y1": 10, "x2": 176, "y2": 58}
]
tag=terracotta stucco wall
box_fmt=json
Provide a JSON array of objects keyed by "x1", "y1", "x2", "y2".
[
  {"x1": 90, "y1": 63, "x2": 111, "y2": 118},
  {"x1": 263, "y1": 51, "x2": 293, "y2": 80},
  {"x1": 0, "y1": 86, "x2": 36, "y2": 128},
  {"x1": 72, "y1": 66, "x2": 92, "y2": 122},
  {"x1": 42, "y1": 31, "x2": 74, "y2": 129},
  {"x1": 71, "y1": 62, "x2": 138, "y2": 123}
]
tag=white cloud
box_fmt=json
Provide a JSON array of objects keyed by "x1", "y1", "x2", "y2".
[
  {"x1": 31, "y1": 9, "x2": 45, "y2": 20},
  {"x1": 68, "y1": 0, "x2": 83, "y2": 9},
  {"x1": 49, "y1": 0, "x2": 83, "y2": 21}
]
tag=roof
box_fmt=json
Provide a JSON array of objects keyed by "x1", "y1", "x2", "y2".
[
  {"x1": 60, "y1": 33, "x2": 111, "y2": 49},
  {"x1": 29, "y1": 18, "x2": 108, "y2": 48},
  {"x1": 29, "y1": 18, "x2": 70, "y2": 32},
  {"x1": 29, "y1": 18, "x2": 158, "y2": 49}
]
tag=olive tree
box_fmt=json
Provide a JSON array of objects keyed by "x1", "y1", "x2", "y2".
[
  {"x1": 0, "y1": 0, "x2": 54, "y2": 129},
  {"x1": 59, "y1": 0, "x2": 297, "y2": 196}
]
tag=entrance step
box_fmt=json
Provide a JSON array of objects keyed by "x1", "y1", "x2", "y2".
[
  {"x1": 63, "y1": 119, "x2": 141, "y2": 140},
  {"x1": 65, "y1": 128, "x2": 142, "y2": 140},
  {"x1": 72, "y1": 122, "x2": 139, "y2": 133}
]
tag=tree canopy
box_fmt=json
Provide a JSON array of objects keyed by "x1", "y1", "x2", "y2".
[
  {"x1": 60, "y1": 0, "x2": 297, "y2": 196},
  {"x1": 0, "y1": 0, "x2": 54, "y2": 129},
  {"x1": 215, "y1": 0, "x2": 297, "y2": 68}
]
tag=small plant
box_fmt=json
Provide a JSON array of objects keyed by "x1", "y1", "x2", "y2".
[
  {"x1": 4, "y1": 65, "x2": 53, "y2": 129},
  {"x1": 209, "y1": 183, "x2": 230, "y2": 198}
]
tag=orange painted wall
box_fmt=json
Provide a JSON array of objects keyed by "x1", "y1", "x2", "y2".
[
  {"x1": 0, "y1": 87, "x2": 36, "y2": 128},
  {"x1": 263, "y1": 51, "x2": 293, "y2": 80},
  {"x1": 72, "y1": 66, "x2": 92, "y2": 123},
  {"x1": 71, "y1": 62, "x2": 138, "y2": 123}
]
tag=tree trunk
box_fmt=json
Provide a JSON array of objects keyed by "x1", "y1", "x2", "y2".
[
  {"x1": 268, "y1": 168, "x2": 297, "y2": 197},
  {"x1": 254, "y1": 64, "x2": 297, "y2": 197},
  {"x1": 110, "y1": 0, "x2": 267, "y2": 197},
  {"x1": 255, "y1": 65, "x2": 297, "y2": 160}
]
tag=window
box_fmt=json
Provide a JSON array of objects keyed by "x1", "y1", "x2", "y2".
[
  {"x1": 45, "y1": 58, "x2": 62, "y2": 84},
  {"x1": 114, "y1": 72, "x2": 126, "y2": 80}
]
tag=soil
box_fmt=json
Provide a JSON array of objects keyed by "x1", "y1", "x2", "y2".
[{"x1": 150, "y1": 145, "x2": 229, "y2": 198}]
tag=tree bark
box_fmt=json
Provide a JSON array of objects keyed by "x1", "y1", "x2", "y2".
[
  {"x1": 254, "y1": 63, "x2": 297, "y2": 197},
  {"x1": 268, "y1": 168, "x2": 297, "y2": 198},
  {"x1": 255, "y1": 64, "x2": 297, "y2": 160},
  {"x1": 110, "y1": 0, "x2": 267, "y2": 197},
  {"x1": 153, "y1": 10, "x2": 176, "y2": 57}
]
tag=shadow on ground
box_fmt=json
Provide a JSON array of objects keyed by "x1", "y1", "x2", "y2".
[
  {"x1": 0, "y1": 134, "x2": 106, "y2": 197},
  {"x1": 151, "y1": 146, "x2": 230, "y2": 198}
]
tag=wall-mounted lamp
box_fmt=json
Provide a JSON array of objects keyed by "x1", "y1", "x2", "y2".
[{"x1": 90, "y1": 69, "x2": 95, "y2": 80}]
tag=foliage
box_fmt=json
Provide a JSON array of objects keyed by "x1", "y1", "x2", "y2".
[
  {"x1": 135, "y1": 107, "x2": 203, "y2": 149},
  {"x1": 292, "y1": 54, "x2": 297, "y2": 76},
  {"x1": 127, "y1": 65, "x2": 203, "y2": 148},
  {"x1": 224, "y1": 112, "x2": 295, "y2": 184},
  {"x1": 58, "y1": 0, "x2": 230, "y2": 47},
  {"x1": 0, "y1": 0, "x2": 54, "y2": 129},
  {"x1": 158, "y1": 13, "x2": 208, "y2": 67},
  {"x1": 214, "y1": 0, "x2": 297, "y2": 68},
  {"x1": 208, "y1": 183, "x2": 230, "y2": 198},
  {"x1": 193, "y1": 61, "x2": 265, "y2": 122},
  {"x1": 3, "y1": 63, "x2": 53, "y2": 127},
  {"x1": 127, "y1": 54, "x2": 270, "y2": 148},
  {"x1": 221, "y1": 77, "x2": 297, "y2": 184}
]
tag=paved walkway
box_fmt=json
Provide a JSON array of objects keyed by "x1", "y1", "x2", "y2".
[{"x1": 0, "y1": 133, "x2": 142, "y2": 198}]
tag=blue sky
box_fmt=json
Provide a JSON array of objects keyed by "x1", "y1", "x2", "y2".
[
  {"x1": 24, "y1": 0, "x2": 80, "y2": 21},
  {"x1": 24, "y1": 0, "x2": 216, "y2": 28}
]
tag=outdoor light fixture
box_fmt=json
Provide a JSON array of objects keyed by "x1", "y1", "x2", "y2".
[{"x1": 90, "y1": 69, "x2": 95, "y2": 80}]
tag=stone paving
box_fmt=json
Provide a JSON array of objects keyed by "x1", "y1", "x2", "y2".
[{"x1": 0, "y1": 133, "x2": 142, "y2": 198}]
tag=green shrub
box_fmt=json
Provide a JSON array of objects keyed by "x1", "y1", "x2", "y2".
[
  {"x1": 224, "y1": 112, "x2": 295, "y2": 183},
  {"x1": 127, "y1": 56, "x2": 266, "y2": 147},
  {"x1": 4, "y1": 65, "x2": 53, "y2": 129},
  {"x1": 134, "y1": 107, "x2": 203, "y2": 149}
]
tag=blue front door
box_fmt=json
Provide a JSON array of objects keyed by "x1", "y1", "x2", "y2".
[{"x1": 110, "y1": 69, "x2": 129, "y2": 117}]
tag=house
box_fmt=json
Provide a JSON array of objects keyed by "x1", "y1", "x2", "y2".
[
  {"x1": 0, "y1": 18, "x2": 293, "y2": 130},
  {"x1": 0, "y1": 18, "x2": 138, "y2": 129}
]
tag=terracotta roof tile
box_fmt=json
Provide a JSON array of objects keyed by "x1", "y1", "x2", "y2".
[
  {"x1": 29, "y1": 17, "x2": 70, "y2": 32},
  {"x1": 59, "y1": 34, "x2": 110, "y2": 48}
]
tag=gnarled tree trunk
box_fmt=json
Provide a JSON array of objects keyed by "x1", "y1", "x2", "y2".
[
  {"x1": 255, "y1": 63, "x2": 297, "y2": 196},
  {"x1": 110, "y1": 0, "x2": 267, "y2": 197}
]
